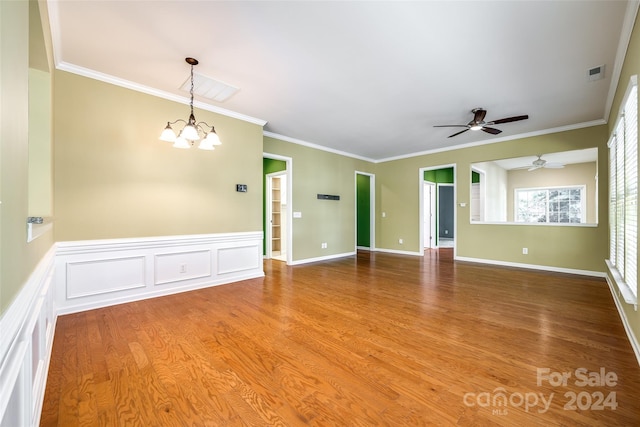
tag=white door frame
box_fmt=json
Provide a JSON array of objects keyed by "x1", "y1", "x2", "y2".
[
  {"x1": 423, "y1": 181, "x2": 436, "y2": 248},
  {"x1": 264, "y1": 153, "x2": 293, "y2": 265},
  {"x1": 355, "y1": 171, "x2": 376, "y2": 251},
  {"x1": 418, "y1": 164, "x2": 456, "y2": 255}
]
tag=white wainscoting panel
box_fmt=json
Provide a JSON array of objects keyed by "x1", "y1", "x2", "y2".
[
  {"x1": 1, "y1": 232, "x2": 263, "y2": 427},
  {"x1": 55, "y1": 232, "x2": 264, "y2": 315},
  {"x1": 66, "y1": 256, "x2": 146, "y2": 299},
  {"x1": 218, "y1": 245, "x2": 261, "y2": 275},
  {"x1": 0, "y1": 247, "x2": 56, "y2": 427},
  {"x1": 155, "y1": 249, "x2": 212, "y2": 285}
]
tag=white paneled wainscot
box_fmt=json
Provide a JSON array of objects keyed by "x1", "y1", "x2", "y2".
[
  {"x1": 1, "y1": 232, "x2": 263, "y2": 426},
  {"x1": 55, "y1": 232, "x2": 264, "y2": 314}
]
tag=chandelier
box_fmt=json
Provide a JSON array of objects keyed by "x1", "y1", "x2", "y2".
[{"x1": 159, "y1": 57, "x2": 222, "y2": 150}]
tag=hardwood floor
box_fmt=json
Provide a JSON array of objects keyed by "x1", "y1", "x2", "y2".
[{"x1": 40, "y1": 249, "x2": 640, "y2": 426}]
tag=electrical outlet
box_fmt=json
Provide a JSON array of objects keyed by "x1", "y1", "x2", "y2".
[
  {"x1": 399, "y1": 238, "x2": 403, "y2": 244},
  {"x1": 321, "y1": 242, "x2": 327, "y2": 249},
  {"x1": 180, "y1": 264, "x2": 187, "y2": 273},
  {"x1": 522, "y1": 248, "x2": 528, "y2": 255},
  {"x1": 382, "y1": 212, "x2": 386, "y2": 218}
]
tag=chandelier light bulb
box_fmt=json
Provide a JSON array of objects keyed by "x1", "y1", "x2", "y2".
[{"x1": 173, "y1": 134, "x2": 191, "y2": 149}]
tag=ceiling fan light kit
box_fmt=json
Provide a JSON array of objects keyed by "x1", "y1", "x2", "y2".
[
  {"x1": 527, "y1": 155, "x2": 565, "y2": 171},
  {"x1": 434, "y1": 108, "x2": 529, "y2": 138}
]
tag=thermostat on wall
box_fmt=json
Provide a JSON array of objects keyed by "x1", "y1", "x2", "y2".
[{"x1": 236, "y1": 184, "x2": 248, "y2": 192}]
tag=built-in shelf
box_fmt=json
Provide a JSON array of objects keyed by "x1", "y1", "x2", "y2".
[{"x1": 272, "y1": 178, "x2": 282, "y2": 253}]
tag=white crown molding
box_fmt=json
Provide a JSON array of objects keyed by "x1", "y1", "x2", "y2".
[
  {"x1": 263, "y1": 131, "x2": 376, "y2": 163},
  {"x1": 55, "y1": 61, "x2": 267, "y2": 126},
  {"x1": 376, "y1": 119, "x2": 607, "y2": 163},
  {"x1": 266, "y1": 119, "x2": 607, "y2": 164},
  {"x1": 604, "y1": 0, "x2": 640, "y2": 124}
]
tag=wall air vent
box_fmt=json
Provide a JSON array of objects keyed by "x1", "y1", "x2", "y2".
[
  {"x1": 181, "y1": 72, "x2": 239, "y2": 102},
  {"x1": 587, "y1": 65, "x2": 605, "y2": 82}
]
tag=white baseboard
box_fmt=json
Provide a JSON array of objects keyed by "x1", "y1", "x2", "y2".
[
  {"x1": 605, "y1": 276, "x2": 640, "y2": 367},
  {"x1": 374, "y1": 247, "x2": 423, "y2": 257},
  {"x1": 0, "y1": 246, "x2": 56, "y2": 427},
  {"x1": 454, "y1": 255, "x2": 607, "y2": 278},
  {"x1": 290, "y1": 251, "x2": 356, "y2": 265}
]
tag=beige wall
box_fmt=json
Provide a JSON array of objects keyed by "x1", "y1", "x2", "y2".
[
  {"x1": 375, "y1": 125, "x2": 608, "y2": 272},
  {"x1": 53, "y1": 71, "x2": 264, "y2": 241},
  {"x1": 606, "y1": 12, "x2": 640, "y2": 354},
  {"x1": 1, "y1": 0, "x2": 54, "y2": 314},
  {"x1": 264, "y1": 136, "x2": 374, "y2": 261},
  {"x1": 506, "y1": 162, "x2": 598, "y2": 223}
]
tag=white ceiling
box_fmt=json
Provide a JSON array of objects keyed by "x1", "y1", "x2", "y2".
[{"x1": 47, "y1": 1, "x2": 637, "y2": 161}]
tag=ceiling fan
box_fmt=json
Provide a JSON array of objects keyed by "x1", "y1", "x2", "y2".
[
  {"x1": 434, "y1": 108, "x2": 529, "y2": 138},
  {"x1": 526, "y1": 155, "x2": 565, "y2": 171}
]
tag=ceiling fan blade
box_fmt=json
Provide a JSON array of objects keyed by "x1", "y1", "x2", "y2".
[
  {"x1": 488, "y1": 115, "x2": 529, "y2": 125},
  {"x1": 481, "y1": 127, "x2": 502, "y2": 135},
  {"x1": 434, "y1": 125, "x2": 468, "y2": 128},
  {"x1": 473, "y1": 108, "x2": 487, "y2": 123},
  {"x1": 448, "y1": 129, "x2": 470, "y2": 138},
  {"x1": 528, "y1": 166, "x2": 541, "y2": 171},
  {"x1": 544, "y1": 163, "x2": 565, "y2": 169}
]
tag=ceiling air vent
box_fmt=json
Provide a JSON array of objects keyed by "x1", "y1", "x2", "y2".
[
  {"x1": 181, "y1": 72, "x2": 239, "y2": 102},
  {"x1": 587, "y1": 65, "x2": 605, "y2": 82}
]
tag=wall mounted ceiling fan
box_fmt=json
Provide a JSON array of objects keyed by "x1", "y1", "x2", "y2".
[
  {"x1": 525, "y1": 155, "x2": 565, "y2": 171},
  {"x1": 434, "y1": 108, "x2": 529, "y2": 138}
]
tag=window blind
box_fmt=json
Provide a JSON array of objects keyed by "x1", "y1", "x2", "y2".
[{"x1": 609, "y1": 76, "x2": 638, "y2": 300}]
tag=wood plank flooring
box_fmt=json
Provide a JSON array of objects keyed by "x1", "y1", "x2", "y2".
[{"x1": 40, "y1": 249, "x2": 640, "y2": 426}]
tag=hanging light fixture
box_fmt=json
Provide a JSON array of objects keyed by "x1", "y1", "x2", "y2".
[{"x1": 159, "y1": 57, "x2": 222, "y2": 150}]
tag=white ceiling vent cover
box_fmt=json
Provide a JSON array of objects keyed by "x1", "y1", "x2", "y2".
[
  {"x1": 181, "y1": 72, "x2": 239, "y2": 102},
  {"x1": 587, "y1": 65, "x2": 605, "y2": 81}
]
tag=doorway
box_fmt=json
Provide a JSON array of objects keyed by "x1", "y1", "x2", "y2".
[
  {"x1": 263, "y1": 154, "x2": 292, "y2": 264},
  {"x1": 355, "y1": 172, "x2": 375, "y2": 250},
  {"x1": 419, "y1": 165, "x2": 456, "y2": 251}
]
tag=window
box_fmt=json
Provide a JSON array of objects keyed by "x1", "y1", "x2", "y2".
[
  {"x1": 608, "y1": 75, "x2": 637, "y2": 302},
  {"x1": 515, "y1": 186, "x2": 585, "y2": 223}
]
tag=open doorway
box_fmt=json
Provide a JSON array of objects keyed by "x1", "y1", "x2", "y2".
[
  {"x1": 263, "y1": 154, "x2": 293, "y2": 264},
  {"x1": 419, "y1": 165, "x2": 456, "y2": 252},
  {"x1": 355, "y1": 172, "x2": 375, "y2": 251}
]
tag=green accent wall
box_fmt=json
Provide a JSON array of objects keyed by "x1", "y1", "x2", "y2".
[
  {"x1": 356, "y1": 174, "x2": 370, "y2": 247},
  {"x1": 424, "y1": 167, "x2": 454, "y2": 183},
  {"x1": 263, "y1": 158, "x2": 287, "y2": 254}
]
